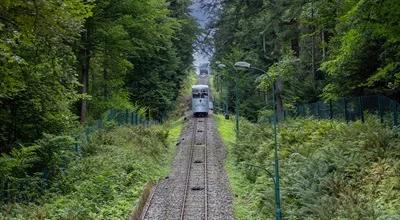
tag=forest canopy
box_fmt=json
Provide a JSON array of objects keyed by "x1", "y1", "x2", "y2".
[
  {"x1": 211, "y1": 0, "x2": 400, "y2": 121},
  {"x1": 0, "y1": 0, "x2": 198, "y2": 152}
]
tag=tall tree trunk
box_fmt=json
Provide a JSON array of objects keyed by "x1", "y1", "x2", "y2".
[
  {"x1": 79, "y1": 28, "x2": 90, "y2": 123},
  {"x1": 310, "y1": 0, "x2": 319, "y2": 96},
  {"x1": 103, "y1": 49, "x2": 109, "y2": 99},
  {"x1": 311, "y1": 0, "x2": 316, "y2": 82},
  {"x1": 4, "y1": 100, "x2": 17, "y2": 153},
  {"x1": 322, "y1": 30, "x2": 326, "y2": 59}
]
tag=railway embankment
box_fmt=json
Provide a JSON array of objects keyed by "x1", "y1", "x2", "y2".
[
  {"x1": 0, "y1": 121, "x2": 184, "y2": 219},
  {"x1": 215, "y1": 114, "x2": 400, "y2": 219}
]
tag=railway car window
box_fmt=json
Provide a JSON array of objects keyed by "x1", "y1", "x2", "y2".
[{"x1": 193, "y1": 93, "x2": 201, "y2": 98}]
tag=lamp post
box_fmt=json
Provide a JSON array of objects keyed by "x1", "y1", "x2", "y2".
[
  {"x1": 217, "y1": 63, "x2": 239, "y2": 140},
  {"x1": 234, "y1": 61, "x2": 282, "y2": 220},
  {"x1": 216, "y1": 64, "x2": 228, "y2": 117}
]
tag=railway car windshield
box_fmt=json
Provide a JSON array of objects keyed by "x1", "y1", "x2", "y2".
[{"x1": 192, "y1": 86, "x2": 208, "y2": 98}]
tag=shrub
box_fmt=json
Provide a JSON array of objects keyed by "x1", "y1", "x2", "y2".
[
  {"x1": 218, "y1": 115, "x2": 400, "y2": 219},
  {"x1": 0, "y1": 122, "x2": 181, "y2": 219}
]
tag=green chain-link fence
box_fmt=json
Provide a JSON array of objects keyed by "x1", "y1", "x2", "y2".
[
  {"x1": 286, "y1": 95, "x2": 399, "y2": 127},
  {"x1": 213, "y1": 92, "x2": 399, "y2": 127},
  {"x1": 75, "y1": 109, "x2": 165, "y2": 154},
  {"x1": 1, "y1": 109, "x2": 165, "y2": 203}
]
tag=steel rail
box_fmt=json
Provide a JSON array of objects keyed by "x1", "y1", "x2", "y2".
[
  {"x1": 140, "y1": 180, "x2": 160, "y2": 220},
  {"x1": 179, "y1": 118, "x2": 198, "y2": 219},
  {"x1": 203, "y1": 117, "x2": 209, "y2": 220},
  {"x1": 180, "y1": 117, "x2": 209, "y2": 220}
]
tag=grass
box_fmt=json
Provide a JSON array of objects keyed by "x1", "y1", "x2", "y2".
[
  {"x1": 131, "y1": 117, "x2": 184, "y2": 219},
  {"x1": 0, "y1": 118, "x2": 185, "y2": 220},
  {"x1": 214, "y1": 114, "x2": 265, "y2": 220},
  {"x1": 215, "y1": 114, "x2": 400, "y2": 219},
  {"x1": 165, "y1": 117, "x2": 184, "y2": 164}
]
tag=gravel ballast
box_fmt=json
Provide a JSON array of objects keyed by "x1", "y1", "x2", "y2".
[{"x1": 141, "y1": 115, "x2": 235, "y2": 220}]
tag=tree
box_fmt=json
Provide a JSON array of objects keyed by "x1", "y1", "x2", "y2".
[
  {"x1": 0, "y1": 0, "x2": 91, "y2": 152},
  {"x1": 321, "y1": 0, "x2": 400, "y2": 100},
  {"x1": 211, "y1": 0, "x2": 400, "y2": 121}
]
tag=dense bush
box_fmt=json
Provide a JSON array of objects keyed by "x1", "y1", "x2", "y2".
[
  {"x1": 0, "y1": 121, "x2": 181, "y2": 219},
  {"x1": 216, "y1": 115, "x2": 400, "y2": 219}
]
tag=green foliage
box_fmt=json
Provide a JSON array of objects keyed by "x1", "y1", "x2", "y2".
[
  {"x1": 212, "y1": 49, "x2": 266, "y2": 122},
  {"x1": 214, "y1": 114, "x2": 265, "y2": 219},
  {"x1": 0, "y1": 0, "x2": 91, "y2": 152},
  {"x1": 0, "y1": 134, "x2": 76, "y2": 203},
  {"x1": 216, "y1": 114, "x2": 400, "y2": 219},
  {"x1": 0, "y1": 0, "x2": 197, "y2": 152},
  {"x1": 258, "y1": 48, "x2": 307, "y2": 108},
  {"x1": 123, "y1": 0, "x2": 198, "y2": 119},
  {"x1": 169, "y1": 71, "x2": 197, "y2": 119},
  {"x1": 81, "y1": 0, "x2": 198, "y2": 120},
  {"x1": 0, "y1": 0, "x2": 195, "y2": 217},
  {"x1": 0, "y1": 120, "x2": 183, "y2": 219},
  {"x1": 212, "y1": 0, "x2": 320, "y2": 121},
  {"x1": 212, "y1": 0, "x2": 400, "y2": 120},
  {"x1": 321, "y1": 0, "x2": 400, "y2": 98}
]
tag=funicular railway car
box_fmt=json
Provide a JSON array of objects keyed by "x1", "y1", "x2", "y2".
[{"x1": 192, "y1": 85, "x2": 209, "y2": 117}]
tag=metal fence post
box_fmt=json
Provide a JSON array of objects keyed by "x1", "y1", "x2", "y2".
[
  {"x1": 85, "y1": 127, "x2": 90, "y2": 142},
  {"x1": 115, "y1": 111, "x2": 120, "y2": 125},
  {"x1": 344, "y1": 98, "x2": 349, "y2": 123},
  {"x1": 108, "y1": 109, "x2": 113, "y2": 121},
  {"x1": 378, "y1": 96, "x2": 384, "y2": 124},
  {"x1": 359, "y1": 97, "x2": 364, "y2": 123},
  {"x1": 97, "y1": 119, "x2": 102, "y2": 128},
  {"x1": 393, "y1": 102, "x2": 398, "y2": 127}
]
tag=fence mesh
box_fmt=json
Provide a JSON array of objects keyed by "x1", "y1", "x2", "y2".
[
  {"x1": 285, "y1": 95, "x2": 399, "y2": 126},
  {"x1": 1, "y1": 109, "x2": 163, "y2": 203},
  {"x1": 76, "y1": 109, "x2": 164, "y2": 152},
  {"x1": 213, "y1": 92, "x2": 399, "y2": 127}
]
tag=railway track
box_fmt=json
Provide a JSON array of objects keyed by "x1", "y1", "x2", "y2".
[
  {"x1": 180, "y1": 117, "x2": 209, "y2": 220},
  {"x1": 140, "y1": 180, "x2": 160, "y2": 220},
  {"x1": 141, "y1": 116, "x2": 209, "y2": 220}
]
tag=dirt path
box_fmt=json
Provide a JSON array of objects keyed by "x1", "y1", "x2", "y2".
[{"x1": 141, "y1": 76, "x2": 234, "y2": 220}]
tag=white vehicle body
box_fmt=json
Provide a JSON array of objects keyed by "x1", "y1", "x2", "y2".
[{"x1": 192, "y1": 85, "x2": 209, "y2": 117}]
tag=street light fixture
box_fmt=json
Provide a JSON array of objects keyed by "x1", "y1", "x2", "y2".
[
  {"x1": 217, "y1": 63, "x2": 227, "y2": 69},
  {"x1": 215, "y1": 62, "x2": 229, "y2": 118},
  {"x1": 235, "y1": 61, "x2": 282, "y2": 220},
  {"x1": 234, "y1": 61, "x2": 251, "y2": 69}
]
